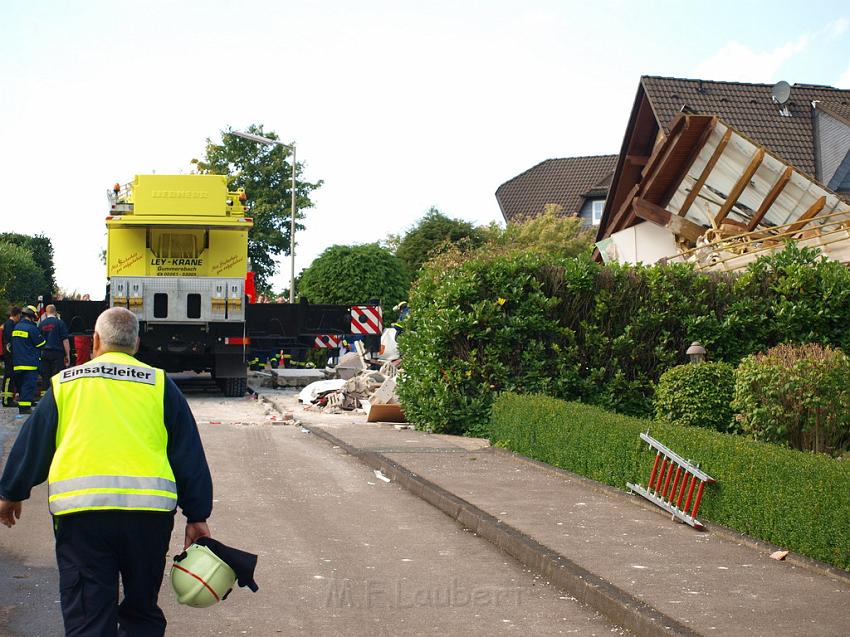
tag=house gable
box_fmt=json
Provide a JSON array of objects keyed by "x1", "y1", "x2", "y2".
[
  {"x1": 598, "y1": 76, "x2": 850, "y2": 244},
  {"x1": 495, "y1": 155, "x2": 617, "y2": 224}
]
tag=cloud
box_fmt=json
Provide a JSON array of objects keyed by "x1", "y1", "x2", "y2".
[{"x1": 693, "y1": 34, "x2": 810, "y2": 83}]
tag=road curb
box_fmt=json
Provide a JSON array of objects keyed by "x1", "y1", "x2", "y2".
[{"x1": 306, "y1": 425, "x2": 700, "y2": 637}]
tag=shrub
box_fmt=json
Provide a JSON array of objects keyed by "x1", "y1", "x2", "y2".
[
  {"x1": 297, "y1": 243, "x2": 409, "y2": 310},
  {"x1": 399, "y1": 252, "x2": 737, "y2": 434},
  {"x1": 654, "y1": 362, "x2": 735, "y2": 432},
  {"x1": 732, "y1": 343, "x2": 850, "y2": 454},
  {"x1": 726, "y1": 243, "x2": 850, "y2": 357},
  {"x1": 399, "y1": 243, "x2": 850, "y2": 435},
  {"x1": 490, "y1": 392, "x2": 850, "y2": 570}
]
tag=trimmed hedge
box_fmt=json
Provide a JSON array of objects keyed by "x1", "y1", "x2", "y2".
[{"x1": 490, "y1": 392, "x2": 850, "y2": 571}]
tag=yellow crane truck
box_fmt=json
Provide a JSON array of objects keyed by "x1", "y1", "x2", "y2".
[
  {"x1": 55, "y1": 174, "x2": 383, "y2": 396},
  {"x1": 106, "y1": 174, "x2": 252, "y2": 395}
]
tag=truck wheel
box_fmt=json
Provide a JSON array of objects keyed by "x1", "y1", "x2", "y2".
[{"x1": 223, "y1": 377, "x2": 247, "y2": 398}]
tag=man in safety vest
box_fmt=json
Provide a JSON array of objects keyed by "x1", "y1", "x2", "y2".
[
  {"x1": 10, "y1": 305, "x2": 45, "y2": 416},
  {"x1": 0, "y1": 307, "x2": 213, "y2": 636}
]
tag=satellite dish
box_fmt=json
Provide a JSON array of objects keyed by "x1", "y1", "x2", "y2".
[{"x1": 771, "y1": 81, "x2": 791, "y2": 105}]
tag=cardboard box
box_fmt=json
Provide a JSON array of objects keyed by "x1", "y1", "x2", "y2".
[{"x1": 366, "y1": 402, "x2": 406, "y2": 423}]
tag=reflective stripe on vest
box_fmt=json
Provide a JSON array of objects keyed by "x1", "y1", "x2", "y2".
[{"x1": 48, "y1": 352, "x2": 177, "y2": 516}]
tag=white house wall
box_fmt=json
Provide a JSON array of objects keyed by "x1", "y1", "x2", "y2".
[{"x1": 604, "y1": 221, "x2": 679, "y2": 265}]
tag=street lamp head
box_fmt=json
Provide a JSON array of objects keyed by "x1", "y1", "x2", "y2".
[{"x1": 232, "y1": 130, "x2": 285, "y2": 147}]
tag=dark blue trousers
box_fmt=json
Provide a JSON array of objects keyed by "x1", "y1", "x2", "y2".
[
  {"x1": 13, "y1": 369, "x2": 38, "y2": 413},
  {"x1": 54, "y1": 511, "x2": 174, "y2": 637}
]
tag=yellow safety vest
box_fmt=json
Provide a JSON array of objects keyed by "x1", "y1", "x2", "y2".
[{"x1": 47, "y1": 351, "x2": 177, "y2": 516}]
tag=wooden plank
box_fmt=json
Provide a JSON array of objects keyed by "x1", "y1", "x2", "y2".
[
  {"x1": 714, "y1": 148, "x2": 765, "y2": 226},
  {"x1": 747, "y1": 166, "x2": 792, "y2": 230},
  {"x1": 633, "y1": 197, "x2": 705, "y2": 243},
  {"x1": 641, "y1": 117, "x2": 690, "y2": 189},
  {"x1": 786, "y1": 195, "x2": 827, "y2": 235},
  {"x1": 660, "y1": 117, "x2": 717, "y2": 208},
  {"x1": 605, "y1": 184, "x2": 640, "y2": 236},
  {"x1": 626, "y1": 154, "x2": 649, "y2": 166},
  {"x1": 678, "y1": 128, "x2": 732, "y2": 217}
]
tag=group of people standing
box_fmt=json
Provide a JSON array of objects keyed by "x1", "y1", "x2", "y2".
[{"x1": 1, "y1": 303, "x2": 70, "y2": 416}]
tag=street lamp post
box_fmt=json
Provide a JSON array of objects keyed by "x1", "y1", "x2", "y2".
[{"x1": 232, "y1": 130, "x2": 297, "y2": 303}]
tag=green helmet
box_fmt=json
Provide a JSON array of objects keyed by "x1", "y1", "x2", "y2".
[{"x1": 170, "y1": 543, "x2": 236, "y2": 608}]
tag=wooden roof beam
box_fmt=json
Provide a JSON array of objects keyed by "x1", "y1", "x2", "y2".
[
  {"x1": 714, "y1": 148, "x2": 765, "y2": 226},
  {"x1": 678, "y1": 129, "x2": 732, "y2": 217},
  {"x1": 605, "y1": 184, "x2": 641, "y2": 237},
  {"x1": 626, "y1": 154, "x2": 649, "y2": 166},
  {"x1": 660, "y1": 117, "x2": 717, "y2": 208},
  {"x1": 786, "y1": 196, "x2": 827, "y2": 235},
  {"x1": 747, "y1": 166, "x2": 792, "y2": 230},
  {"x1": 641, "y1": 117, "x2": 690, "y2": 190},
  {"x1": 633, "y1": 197, "x2": 705, "y2": 243}
]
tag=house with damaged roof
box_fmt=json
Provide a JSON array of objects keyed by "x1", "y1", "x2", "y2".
[
  {"x1": 495, "y1": 155, "x2": 617, "y2": 228},
  {"x1": 594, "y1": 76, "x2": 850, "y2": 272}
]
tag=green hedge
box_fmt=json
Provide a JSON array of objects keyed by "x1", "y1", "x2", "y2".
[
  {"x1": 490, "y1": 392, "x2": 850, "y2": 571},
  {"x1": 398, "y1": 243, "x2": 850, "y2": 435}
]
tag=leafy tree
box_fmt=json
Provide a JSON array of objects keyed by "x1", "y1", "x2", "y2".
[
  {"x1": 394, "y1": 208, "x2": 485, "y2": 277},
  {"x1": 481, "y1": 212, "x2": 596, "y2": 259},
  {"x1": 298, "y1": 244, "x2": 408, "y2": 310},
  {"x1": 192, "y1": 124, "x2": 323, "y2": 293},
  {"x1": 0, "y1": 240, "x2": 48, "y2": 307},
  {"x1": 0, "y1": 233, "x2": 56, "y2": 293}
]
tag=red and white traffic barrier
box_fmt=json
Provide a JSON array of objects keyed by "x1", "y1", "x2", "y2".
[
  {"x1": 350, "y1": 305, "x2": 383, "y2": 335},
  {"x1": 313, "y1": 334, "x2": 342, "y2": 349}
]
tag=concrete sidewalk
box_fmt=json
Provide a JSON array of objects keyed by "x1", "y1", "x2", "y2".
[{"x1": 263, "y1": 392, "x2": 850, "y2": 636}]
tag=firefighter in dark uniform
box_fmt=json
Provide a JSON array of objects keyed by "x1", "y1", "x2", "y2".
[
  {"x1": 38, "y1": 304, "x2": 70, "y2": 380},
  {"x1": 2, "y1": 306, "x2": 21, "y2": 407},
  {"x1": 11, "y1": 305, "x2": 45, "y2": 415}
]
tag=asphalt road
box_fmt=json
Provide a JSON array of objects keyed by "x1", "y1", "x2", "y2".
[{"x1": 0, "y1": 392, "x2": 627, "y2": 636}]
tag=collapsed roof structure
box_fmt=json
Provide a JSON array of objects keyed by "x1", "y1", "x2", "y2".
[{"x1": 596, "y1": 77, "x2": 850, "y2": 271}]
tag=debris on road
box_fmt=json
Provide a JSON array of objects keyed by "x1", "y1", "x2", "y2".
[
  {"x1": 373, "y1": 470, "x2": 391, "y2": 483},
  {"x1": 770, "y1": 550, "x2": 789, "y2": 561},
  {"x1": 296, "y1": 363, "x2": 406, "y2": 423}
]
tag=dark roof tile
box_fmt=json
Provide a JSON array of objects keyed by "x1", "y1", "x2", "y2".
[
  {"x1": 641, "y1": 76, "x2": 850, "y2": 178},
  {"x1": 495, "y1": 155, "x2": 617, "y2": 222}
]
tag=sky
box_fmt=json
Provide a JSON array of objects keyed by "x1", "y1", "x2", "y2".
[{"x1": 1, "y1": 0, "x2": 849, "y2": 297}]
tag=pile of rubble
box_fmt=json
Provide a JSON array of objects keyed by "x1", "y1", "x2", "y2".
[{"x1": 298, "y1": 352, "x2": 404, "y2": 421}]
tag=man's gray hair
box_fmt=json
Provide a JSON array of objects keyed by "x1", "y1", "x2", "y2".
[{"x1": 95, "y1": 307, "x2": 139, "y2": 352}]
